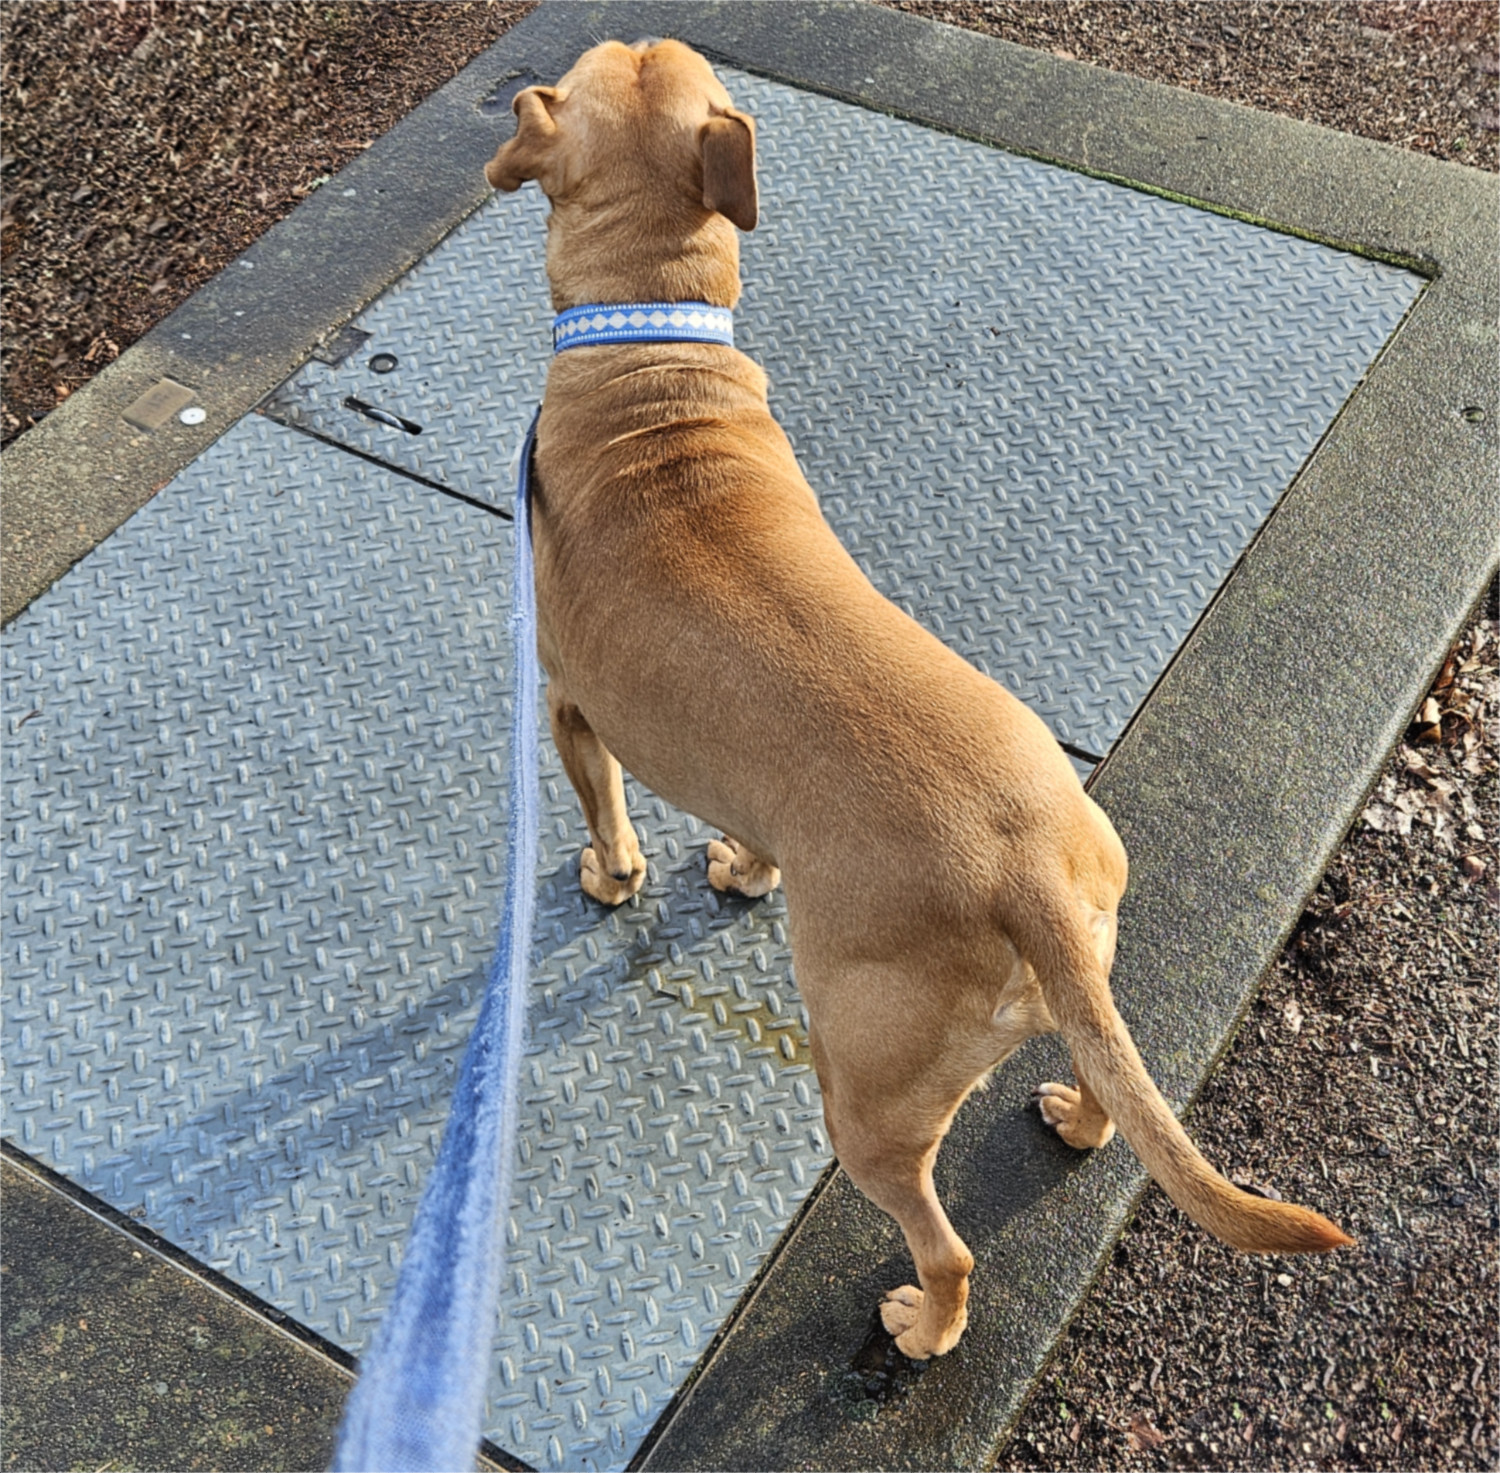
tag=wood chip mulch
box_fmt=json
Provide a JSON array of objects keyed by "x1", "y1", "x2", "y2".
[
  {"x1": 1, "y1": 0, "x2": 534, "y2": 446},
  {"x1": 884, "y1": 1, "x2": 1498, "y2": 170}
]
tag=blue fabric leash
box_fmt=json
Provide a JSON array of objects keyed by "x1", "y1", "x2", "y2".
[
  {"x1": 330, "y1": 408, "x2": 541, "y2": 1473},
  {"x1": 330, "y1": 304, "x2": 734, "y2": 1472}
]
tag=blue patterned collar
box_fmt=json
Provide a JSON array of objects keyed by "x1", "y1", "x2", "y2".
[{"x1": 553, "y1": 301, "x2": 734, "y2": 353}]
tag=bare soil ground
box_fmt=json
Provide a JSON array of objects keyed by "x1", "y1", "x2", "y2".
[{"x1": 2, "y1": 3, "x2": 1496, "y2": 1470}]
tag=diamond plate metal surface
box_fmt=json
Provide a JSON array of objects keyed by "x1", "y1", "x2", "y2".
[
  {"x1": 263, "y1": 67, "x2": 1420, "y2": 756},
  {"x1": 1, "y1": 414, "x2": 829, "y2": 1471}
]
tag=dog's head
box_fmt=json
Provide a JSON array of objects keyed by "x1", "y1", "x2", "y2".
[{"x1": 484, "y1": 39, "x2": 757, "y2": 308}]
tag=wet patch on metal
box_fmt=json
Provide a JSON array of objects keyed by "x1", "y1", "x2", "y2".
[{"x1": 262, "y1": 66, "x2": 1419, "y2": 758}]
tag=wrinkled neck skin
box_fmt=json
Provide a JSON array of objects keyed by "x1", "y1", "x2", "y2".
[{"x1": 543, "y1": 195, "x2": 743, "y2": 312}]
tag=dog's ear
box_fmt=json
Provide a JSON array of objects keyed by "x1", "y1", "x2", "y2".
[
  {"x1": 700, "y1": 104, "x2": 757, "y2": 231},
  {"x1": 485, "y1": 85, "x2": 567, "y2": 192}
]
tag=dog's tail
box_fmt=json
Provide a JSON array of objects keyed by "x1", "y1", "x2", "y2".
[{"x1": 1034, "y1": 921, "x2": 1352, "y2": 1256}]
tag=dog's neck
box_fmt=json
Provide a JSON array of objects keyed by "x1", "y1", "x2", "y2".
[{"x1": 543, "y1": 201, "x2": 742, "y2": 312}]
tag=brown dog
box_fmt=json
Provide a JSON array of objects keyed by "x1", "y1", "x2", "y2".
[{"x1": 486, "y1": 38, "x2": 1350, "y2": 1360}]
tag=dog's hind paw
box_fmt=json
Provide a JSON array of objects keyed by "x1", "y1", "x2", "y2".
[
  {"x1": 1034, "y1": 1080, "x2": 1116, "y2": 1150},
  {"x1": 878, "y1": 1285, "x2": 966, "y2": 1360},
  {"x1": 581, "y1": 844, "x2": 646, "y2": 906},
  {"x1": 707, "y1": 837, "x2": 780, "y2": 898},
  {"x1": 878, "y1": 1285, "x2": 924, "y2": 1339}
]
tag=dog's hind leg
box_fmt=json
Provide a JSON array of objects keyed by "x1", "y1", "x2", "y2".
[
  {"x1": 806, "y1": 945, "x2": 1055, "y2": 1358},
  {"x1": 807, "y1": 1002, "x2": 1000, "y2": 1360},
  {"x1": 547, "y1": 682, "x2": 647, "y2": 905},
  {"x1": 836, "y1": 1102, "x2": 975, "y2": 1361},
  {"x1": 1034, "y1": 901, "x2": 1119, "y2": 1150}
]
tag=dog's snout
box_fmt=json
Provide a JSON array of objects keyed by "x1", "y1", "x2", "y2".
[{"x1": 629, "y1": 36, "x2": 664, "y2": 51}]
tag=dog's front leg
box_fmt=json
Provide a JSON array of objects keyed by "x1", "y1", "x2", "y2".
[
  {"x1": 547, "y1": 682, "x2": 647, "y2": 905},
  {"x1": 706, "y1": 835, "x2": 780, "y2": 898}
]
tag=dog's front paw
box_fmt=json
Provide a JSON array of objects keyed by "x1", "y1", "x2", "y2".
[
  {"x1": 878, "y1": 1285, "x2": 966, "y2": 1360},
  {"x1": 580, "y1": 844, "x2": 646, "y2": 906},
  {"x1": 706, "y1": 837, "x2": 780, "y2": 898},
  {"x1": 1034, "y1": 1081, "x2": 1116, "y2": 1150}
]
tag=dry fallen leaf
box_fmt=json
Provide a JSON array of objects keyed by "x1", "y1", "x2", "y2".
[
  {"x1": 1283, "y1": 998, "x2": 1305, "y2": 1033},
  {"x1": 1362, "y1": 802, "x2": 1412, "y2": 837},
  {"x1": 1403, "y1": 751, "x2": 1440, "y2": 782},
  {"x1": 1125, "y1": 1411, "x2": 1167, "y2": 1452},
  {"x1": 1431, "y1": 650, "x2": 1459, "y2": 699}
]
